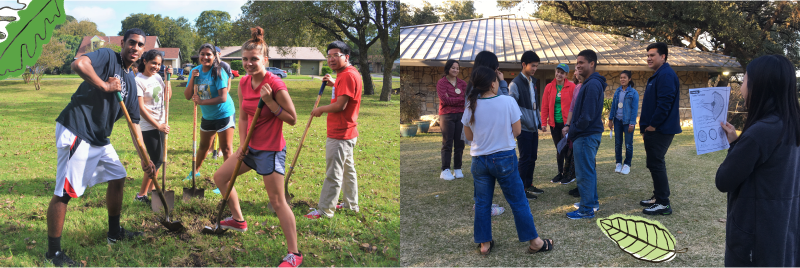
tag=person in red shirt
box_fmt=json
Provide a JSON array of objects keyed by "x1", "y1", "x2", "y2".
[
  {"x1": 436, "y1": 59, "x2": 467, "y2": 181},
  {"x1": 209, "y1": 27, "x2": 303, "y2": 267},
  {"x1": 306, "y1": 41, "x2": 363, "y2": 219}
]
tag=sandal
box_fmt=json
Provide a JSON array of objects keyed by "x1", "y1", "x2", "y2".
[
  {"x1": 478, "y1": 240, "x2": 494, "y2": 256},
  {"x1": 527, "y1": 239, "x2": 553, "y2": 254}
]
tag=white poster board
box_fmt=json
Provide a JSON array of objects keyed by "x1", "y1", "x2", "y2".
[{"x1": 688, "y1": 87, "x2": 730, "y2": 155}]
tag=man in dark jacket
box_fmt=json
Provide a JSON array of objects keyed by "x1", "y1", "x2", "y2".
[
  {"x1": 638, "y1": 42, "x2": 682, "y2": 215},
  {"x1": 509, "y1": 51, "x2": 544, "y2": 199},
  {"x1": 565, "y1": 50, "x2": 606, "y2": 219}
]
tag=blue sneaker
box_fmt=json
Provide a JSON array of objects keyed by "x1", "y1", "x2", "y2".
[
  {"x1": 213, "y1": 188, "x2": 221, "y2": 195},
  {"x1": 183, "y1": 172, "x2": 201, "y2": 181},
  {"x1": 566, "y1": 210, "x2": 595, "y2": 220}
]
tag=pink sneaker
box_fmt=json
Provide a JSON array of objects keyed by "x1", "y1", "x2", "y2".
[
  {"x1": 304, "y1": 209, "x2": 322, "y2": 219},
  {"x1": 219, "y1": 217, "x2": 247, "y2": 232},
  {"x1": 278, "y1": 252, "x2": 303, "y2": 267}
]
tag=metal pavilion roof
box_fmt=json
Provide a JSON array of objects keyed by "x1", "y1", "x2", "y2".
[{"x1": 400, "y1": 17, "x2": 742, "y2": 72}]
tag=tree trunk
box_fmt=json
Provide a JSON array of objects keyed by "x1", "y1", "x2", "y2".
[
  {"x1": 379, "y1": 29, "x2": 395, "y2": 101},
  {"x1": 356, "y1": 43, "x2": 375, "y2": 95}
]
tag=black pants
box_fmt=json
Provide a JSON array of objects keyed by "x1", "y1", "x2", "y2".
[
  {"x1": 440, "y1": 113, "x2": 464, "y2": 170},
  {"x1": 550, "y1": 122, "x2": 565, "y2": 174},
  {"x1": 642, "y1": 131, "x2": 674, "y2": 205},
  {"x1": 517, "y1": 130, "x2": 538, "y2": 188},
  {"x1": 562, "y1": 140, "x2": 575, "y2": 181}
]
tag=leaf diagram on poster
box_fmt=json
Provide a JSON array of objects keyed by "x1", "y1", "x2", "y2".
[{"x1": 689, "y1": 87, "x2": 730, "y2": 155}]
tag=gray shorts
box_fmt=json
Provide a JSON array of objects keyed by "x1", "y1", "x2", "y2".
[{"x1": 242, "y1": 146, "x2": 286, "y2": 175}]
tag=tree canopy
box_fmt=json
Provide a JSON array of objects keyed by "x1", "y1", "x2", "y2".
[
  {"x1": 195, "y1": 10, "x2": 233, "y2": 46},
  {"x1": 499, "y1": 1, "x2": 800, "y2": 69}
]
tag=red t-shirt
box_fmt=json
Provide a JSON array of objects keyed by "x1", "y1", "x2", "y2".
[
  {"x1": 327, "y1": 65, "x2": 362, "y2": 140},
  {"x1": 239, "y1": 72, "x2": 287, "y2": 151}
]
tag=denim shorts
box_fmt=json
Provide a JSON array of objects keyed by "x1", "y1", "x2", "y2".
[{"x1": 242, "y1": 146, "x2": 286, "y2": 175}]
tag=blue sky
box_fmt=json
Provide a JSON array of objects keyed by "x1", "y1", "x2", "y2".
[{"x1": 60, "y1": 0, "x2": 249, "y2": 36}]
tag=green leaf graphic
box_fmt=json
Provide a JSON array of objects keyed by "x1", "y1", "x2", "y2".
[
  {"x1": 0, "y1": 0, "x2": 66, "y2": 80},
  {"x1": 596, "y1": 214, "x2": 688, "y2": 263}
]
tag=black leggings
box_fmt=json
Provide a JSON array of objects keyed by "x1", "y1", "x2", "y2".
[
  {"x1": 440, "y1": 113, "x2": 465, "y2": 170},
  {"x1": 550, "y1": 122, "x2": 565, "y2": 174}
]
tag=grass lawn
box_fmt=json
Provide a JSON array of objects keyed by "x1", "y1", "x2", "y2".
[
  {"x1": 400, "y1": 128, "x2": 728, "y2": 266},
  {"x1": 0, "y1": 79, "x2": 399, "y2": 266},
  {"x1": 285, "y1": 75, "x2": 313, "y2": 80}
]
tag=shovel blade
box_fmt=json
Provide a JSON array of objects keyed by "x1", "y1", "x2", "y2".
[
  {"x1": 150, "y1": 190, "x2": 175, "y2": 213},
  {"x1": 182, "y1": 187, "x2": 205, "y2": 202},
  {"x1": 160, "y1": 219, "x2": 187, "y2": 233},
  {"x1": 201, "y1": 225, "x2": 227, "y2": 235}
]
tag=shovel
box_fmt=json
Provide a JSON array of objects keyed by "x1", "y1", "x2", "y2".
[
  {"x1": 183, "y1": 76, "x2": 205, "y2": 201},
  {"x1": 115, "y1": 91, "x2": 185, "y2": 232},
  {"x1": 268, "y1": 81, "x2": 326, "y2": 212},
  {"x1": 202, "y1": 99, "x2": 266, "y2": 235},
  {"x1": 151, "y1": 73, "x2": 175, "y2": 213}
]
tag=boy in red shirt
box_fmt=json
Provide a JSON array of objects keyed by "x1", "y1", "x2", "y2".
[{"x1": 305, "y1": 41, "x2": 362, "y2": 219}]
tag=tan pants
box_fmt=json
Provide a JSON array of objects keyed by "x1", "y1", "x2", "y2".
[{"x1": 317, "y1": 137, "x2": 358, "y2": 217}]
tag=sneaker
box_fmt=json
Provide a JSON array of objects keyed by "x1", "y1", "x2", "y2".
[
  {"x1": 304, "y1": 209, "x2": 322, "y2": 219},
  {"x1": 472, "y1": 204, "x2": 505, "y2": 216},
  {"x1": 560, "y1": 176, "x2": 575, "y2": 185},
  {"x1": 643, "y1": 203, "x2": 672, "y2": 215},
  {"x1": 440, "y1": 169, "x2": 455, "y2": 181},
  {"x1": 566, "y1": 209, "x2": 595, "y2": 219},
  {"x1": 525, "y1": 191, "x2": 538, "y2": 199},
  {"x1": 527, "y1": 186, "x2": 544, "y2": 194},
  {"x1": 45, "y1": 251, "x2": 82, "y2": 267},
  {"x1": 573, "y1": 202, "x2": 599, "y2": 212},
  {"x1": 621, "y1": 165, "x2": 630, "y2": 175},
  {"x1": 639, "y1": 196, "x2": 656, "y2": 207},
  {"x1": 183, "y1": 171, "x2": 201, "y2": 181},
  {"x1": 453, "y1": 169, "x2": 464, "y2": 179},
  {"x1": 568, "y1": 187, "x2": 580, "y2": 197},
  {"x1": 107, "y1": 227, "x2": 143, "y2": 245},
  {"x1": 133, "y1": 194, "x2": 151, "y2": 205},
  {"x1": 278, "y1": 252, "x2": 303, "y2": 267},
  {"x1": 219, "y1": 217, "x2": 248, "y2": 232},
  {"x1": 335, "y1": 203, "x2": 360, "y2": 212},
  {"x1": 614, "y1": 163, "x2": 622, "y2": 173},
  {"x1": 550, "y1": 174, "x2": 562, "y2": 183}
]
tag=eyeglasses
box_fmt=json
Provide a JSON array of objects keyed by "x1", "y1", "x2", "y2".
[{"x1": 326, "y1": 53, "x2": 345, "y2": 59}]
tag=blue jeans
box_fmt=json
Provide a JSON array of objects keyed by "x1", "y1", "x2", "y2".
[
  {"x1": 472, "y1": 149, "x2": 539, "y2": 243},
  {"x1": 574, "y1": 134, "x2": 601, "y2": 213},
  {"x1": 613, "y1": 118, "x2": 634, "y2": 166}
]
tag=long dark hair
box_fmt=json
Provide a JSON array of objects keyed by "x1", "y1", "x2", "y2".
[
  {"x1": 466, "y1": 51, "x2": 500, "y2": 97},
  {"x1": 620, "y1": 70, "x2": 635, "y2": 88},
  {"x1": 742, "y1": 54, "x2": 800, "y2": 146},
  {"x1": 467, "y1": 66, "x2": 498, "y2": 125},
  {"x1": 198, "y1": 43, "x2": 221, "y2": 80},
  {"x1": 137, "y1": 49, "x2": 163, "y2": 74},
  {"x1": 443, "y1": 59, "x2": 459, "y2": 77}
]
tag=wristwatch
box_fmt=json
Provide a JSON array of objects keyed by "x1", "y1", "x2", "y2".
[{"x1": 565, "y1": 124, "x2": 570, "y2": 127}]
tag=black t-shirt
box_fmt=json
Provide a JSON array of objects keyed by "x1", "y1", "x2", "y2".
[{"x1": 56, "y1": 48, "x2": 140, "y2": 146}]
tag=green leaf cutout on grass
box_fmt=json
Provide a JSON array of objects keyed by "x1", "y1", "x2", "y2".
[
  {"x1": 596, "y1": 214, "x2": 688, "y2": 263},
  {"x1": 0, "y1": 0, "x2": 67, "y2": 80}
]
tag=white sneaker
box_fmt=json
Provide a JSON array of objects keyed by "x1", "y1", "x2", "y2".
[
  {"x1": 621, "y1": 164, "x2": 631, "y2": 175},
  {"x1": 614, "y1": 163, "x2": 622, "y2": 173},
  {"x1": 453, "y1": 169, "x2": 464, "y2": 179},
  {"x1": 440, "y1": 169, "x2": 455, "y2": 181},
  {"x1": 573, "y1": 202, "x2": 600, "y2": 212}
]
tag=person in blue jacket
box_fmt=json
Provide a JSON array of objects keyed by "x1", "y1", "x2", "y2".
[
  {"x1": 638, "y1": 42, "x2": 681, "y2": 215},
  {"x1": 607, "y1": 70, "x2": 639, "y2": 175},
  {"x1": 564, "y1": 50, "x2": 606, "y2": 219}
]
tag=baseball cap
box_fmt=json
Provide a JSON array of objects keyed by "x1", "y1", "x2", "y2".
[{"x1": 556, "y1": 63, "x2": 569, "y2": 73}]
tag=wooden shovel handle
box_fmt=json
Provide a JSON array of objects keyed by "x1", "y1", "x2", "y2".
[
  {"x1": 213, "y1": 99, "x2": 266, "y2": 223},
  {"x1": 115, "y1": 92, "x2": 170, "y2": 217},
  {"x1": 283, "y1": 82, "x2": 327, "y2": 189}
]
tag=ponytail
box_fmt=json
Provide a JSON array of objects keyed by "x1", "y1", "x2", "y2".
[
  {"x1": 467, "y1": 66, "x2": 498, "y2": 125},
  {"x1": 242, "y1": 26, "x2": 269, "y2": 57}
]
